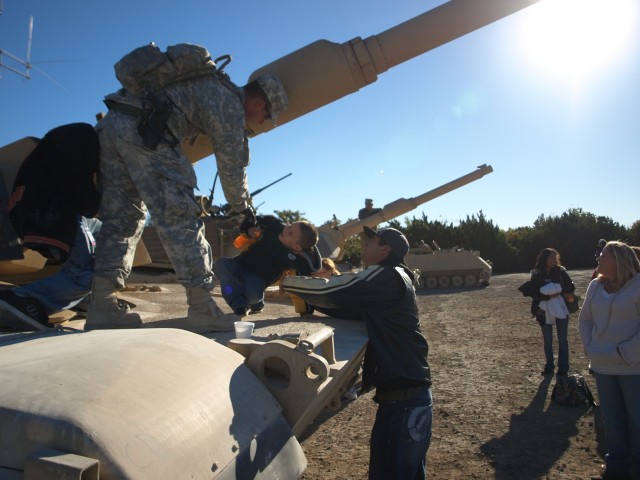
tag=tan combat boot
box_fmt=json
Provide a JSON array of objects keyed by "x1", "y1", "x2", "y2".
[
  {"x1": 85, "y1": 276, "x2": 142, "y2": 330},
  {"x1": 185, "y1": 286, "x2": 239, "y2": 333}
]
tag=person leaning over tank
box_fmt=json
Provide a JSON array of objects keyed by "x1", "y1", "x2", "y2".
[
  {"x1": 86, "y1": 57, "x2": 288, "y2": 333},
  {"x1": 579, "y1": 241, "x2": 640, "y2": 480},
  {"x1": 214, "y1": 214, "x2": 321, "y2": 317},
  {"x1": 281, "y1": 226, "x2": 432, "y2": 480}
]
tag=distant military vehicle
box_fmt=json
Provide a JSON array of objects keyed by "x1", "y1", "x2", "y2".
[
  {"x1": 405, "y1": 241, "x2": 493, "y2": 289},
  {"x1": 0, "y1": 0, "x2": 542, "y2": 477},
  {"x1": 315, "y1": 165, "x2": 494, "y2": 262}
]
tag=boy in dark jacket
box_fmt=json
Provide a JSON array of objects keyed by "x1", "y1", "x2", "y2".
[
  {"x1": 213, "y1": 215, "x2": 321, "y2": 316},
  {"x1": 281, "y1": 226, "x2": 432, "y2": 480}
]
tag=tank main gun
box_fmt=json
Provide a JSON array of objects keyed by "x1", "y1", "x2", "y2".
[
  {"x1": 317, "y1": 164, "x2": 493, "y2": 259},
  {"x1": 182, "y1": 0, "x2": 543, "y2": 162}
]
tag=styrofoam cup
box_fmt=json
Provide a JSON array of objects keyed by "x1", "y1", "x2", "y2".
[{"x1": 234, "y1": 321, "x2": 254, "y2": 339}]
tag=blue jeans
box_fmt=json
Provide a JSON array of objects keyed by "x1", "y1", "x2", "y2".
[
  {"x1": 14, "y1": 217, "x2": 100, "y2": 314},
  {"x1": 595, "y1": 373, "x2": 640, "y2": 476},
  {"x1": 213, "y1": 257, "x2": 266, "y2": 310},
  {"x1": 369, "y1": 387, "x2": 433, "y2": 480},
  {"x1": 540, "y1": 316, "x2": 569, "y2": 372}
]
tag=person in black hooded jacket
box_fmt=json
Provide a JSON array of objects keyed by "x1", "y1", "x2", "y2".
[
  {"x1": 0, "y1": 123, "x2": 101, "y2": 331},
  {"x1": 282, "y1": 226, "x2": 432, "y2": 480}
]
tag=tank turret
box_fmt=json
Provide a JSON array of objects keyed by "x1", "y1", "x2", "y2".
[{"x1": 317, "y1": 164, "x2": 494, "y2": 259}]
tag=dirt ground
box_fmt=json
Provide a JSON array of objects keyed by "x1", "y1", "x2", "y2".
[{"x1": 298, "y1": 268, "x2": 605, "y2": 480}]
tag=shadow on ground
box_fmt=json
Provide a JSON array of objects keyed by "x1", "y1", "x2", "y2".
[{"x1": 480, "y1": 375, "x2": 600, "y2": 480}]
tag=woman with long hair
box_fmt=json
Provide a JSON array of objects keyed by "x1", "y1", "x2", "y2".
[
  {"x1": 530, "y1": 248, "x2": 576, "y2": 376},
  {"x1": 579, "y1": 241, "x2": 640, "y2": 480}
]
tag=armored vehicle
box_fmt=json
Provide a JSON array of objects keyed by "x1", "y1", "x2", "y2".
[
  {"x1": 405, "y1": 242, "x2": 493, "y2": 289},
  {"x1": 315, "y1": 164, "x2": 493, "y2": 261},
  {"x1": 1, "y1": 0, "x2": 542, "y2": 477}
]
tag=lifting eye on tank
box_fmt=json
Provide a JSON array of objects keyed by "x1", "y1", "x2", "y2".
[{"x1": 305, "y1": 363, "x2": 324, "y2": 381}]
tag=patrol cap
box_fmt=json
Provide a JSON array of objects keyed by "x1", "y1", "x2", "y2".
[
  {"x1": 365, "y1": 198, "x2": 373, "y2": 204},
  {"x1": 256, "y1": 74, "x2": 288, "y2": 124},
  {"x1": 363, "y1": 226, "x2": 410, "y2": 260}
]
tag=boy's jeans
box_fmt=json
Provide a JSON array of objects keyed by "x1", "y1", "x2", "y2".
[
  {"x1": 214, "y1": 257, "x2": 266, "y2": 310},
  {"x1": 14, "y1": 217, "x2": 100, "y2": 314}
]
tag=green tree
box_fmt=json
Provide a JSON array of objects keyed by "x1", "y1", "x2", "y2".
[
  {"x1": 319, "y1": 207, "x2": 634, "y2": 275},
  {"x1": 456, "y1": 211, "x2": 518, "y2": 273},
  {"x1": 627, "y1": 220, "x2": 640, "y2": 246},
  {"x1": 273, "y1": 209, "x2": 308, "y2": 224},
  {"x1": 508, "y1": 208, "x2": 626, "y2": 271},
  {"x1": 389, "y1": 214, "x2": 456, "y2": 249},
  {"x1": 340, "y1": 234, "x2": 363, "y2": 267}
]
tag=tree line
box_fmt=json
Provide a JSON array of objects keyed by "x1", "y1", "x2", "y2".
[{"x1": 275, "y1": 208, "x2": 640, "y2": 274}]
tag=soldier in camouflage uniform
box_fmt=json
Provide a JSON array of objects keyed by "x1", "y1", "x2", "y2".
[{"x1": 87, "y1": 71, "x2": 288, "y2": 333}]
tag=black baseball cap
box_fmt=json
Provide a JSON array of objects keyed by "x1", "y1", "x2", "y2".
[{"x1": 363, "y1": 226, "x2": 410, "y2": 260}]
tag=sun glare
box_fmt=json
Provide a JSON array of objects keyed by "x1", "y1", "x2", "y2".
[{"x1": 520, "y1": 0, "x2": 637, "y2": 86}]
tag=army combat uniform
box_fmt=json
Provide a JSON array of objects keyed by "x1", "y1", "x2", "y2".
[
  {"x1": 89, "y1": 68, "x2": 287, "y2": 332},
  {"x1": 95, "y1": 76, "x2": 249, "y2": 290}
]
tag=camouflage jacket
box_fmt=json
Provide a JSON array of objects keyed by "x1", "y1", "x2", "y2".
[{"x1": 104, "y1": 74, "x2": 250, "y2": 211}]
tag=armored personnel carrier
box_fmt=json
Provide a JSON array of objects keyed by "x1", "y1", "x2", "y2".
[
  {"x1": 405, "y1": 241, "x2": 493, "y2": 289},
  {"x1": 315, "y1": 164, "x2": 493, "y2": 262},
  {"x1": 0, "y1": 0, "x2": 542, "y2": 477}
]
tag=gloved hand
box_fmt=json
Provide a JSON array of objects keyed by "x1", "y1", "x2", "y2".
[{"x1": 238, "y1": 206, "x2": 257, "y2": 235}]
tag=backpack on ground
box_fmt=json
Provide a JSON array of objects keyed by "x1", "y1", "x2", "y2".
[{"x1": 551, "y1": 374, "x2": 597, "y2": 407}]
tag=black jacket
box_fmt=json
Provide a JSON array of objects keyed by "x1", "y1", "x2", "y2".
[
  {"x1": 7, "y1": 123, "x2": 100, "y2": 261},
  {"x1": 236, "y1": 215, "x2": 321, "y2": 285},
  {"x1": 519, "y1": 266, "x2": 575, "y2": 316},
  {"x1": 282, "y1": 260, "x2": 431, "y2": 399}
]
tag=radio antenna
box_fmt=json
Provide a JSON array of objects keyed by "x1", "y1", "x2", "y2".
[{"x1": 0, "y1": 14, "x2": 33, "y2": 79}]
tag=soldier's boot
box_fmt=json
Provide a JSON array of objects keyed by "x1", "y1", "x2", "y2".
[
  {"x1": 185, "y1": 286, "x2": 239, "y2": 333},
  {"x1": 85, "y1": 276, "x2": 142, "y2": 330}
]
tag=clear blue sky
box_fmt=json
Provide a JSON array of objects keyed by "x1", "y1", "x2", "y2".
[{"x1": 2, "y1": 0, "x2": 638, "y2": 232}]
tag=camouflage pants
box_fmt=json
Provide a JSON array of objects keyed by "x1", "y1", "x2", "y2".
[{"x1": 94, "y1": 112, "x2": 214, "y2": 289}]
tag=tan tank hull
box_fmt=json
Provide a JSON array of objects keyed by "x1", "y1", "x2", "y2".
[
  {"x1": 405, "y1": 247, "x2": 493, "y2": 289},
  {"x1": 0, "y1": 329, "x2": 307, "y2": 479}
]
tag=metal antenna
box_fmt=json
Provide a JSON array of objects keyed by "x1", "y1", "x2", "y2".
[
  {"x1": 25, "y1": 14, "x2": 33, "y2": 72},
  {"x1": 0, "y1": 14, "x2": 34, "y2": 79}
]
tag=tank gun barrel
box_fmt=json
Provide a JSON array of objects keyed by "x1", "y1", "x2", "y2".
[
  {"x1": 247, "y1": 0, "x2": 541, "y2": 136},
  {"x1": 317, "y1": 164, "x2": 493, "y2": 259},
  {"x1": 182, "y1": 0, "x2": 542, "y2": 163}
]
